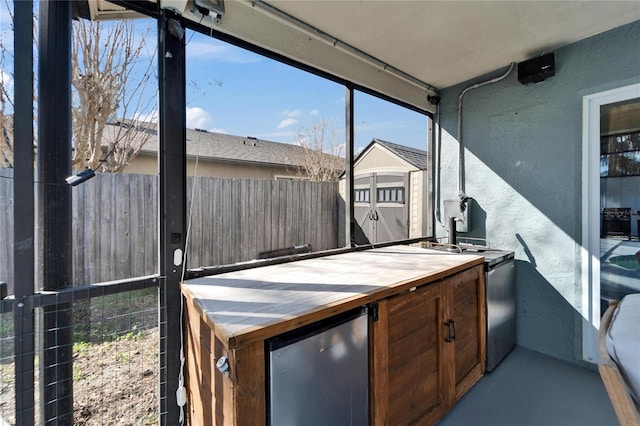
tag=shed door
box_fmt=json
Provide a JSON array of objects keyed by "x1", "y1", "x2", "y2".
[{"x1": 354, "y1": 172, "x2": 409, "y2": 244}]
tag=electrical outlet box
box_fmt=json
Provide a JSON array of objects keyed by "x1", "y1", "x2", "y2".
[
  {"x1": 444, "y1": 199, "x2": 471, "y2": 233},
  {"x1": 160, "y1": 0, "x2": 189, "y2": 14}
]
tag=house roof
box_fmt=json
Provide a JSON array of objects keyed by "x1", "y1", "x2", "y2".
[
  {"x1": 362, "y1": 138, "x2": 428, "y2": 170},
  {"x1": 374, "y1": 139, "x2": 428, "y2": 170},
  {"x1": 103, "y1": 122, "x2": 342, "y2": 169}
]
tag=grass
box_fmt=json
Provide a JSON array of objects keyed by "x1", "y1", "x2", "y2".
[
  {"x1": 73, "y1": 287, "x2": 157, "y2": 345},
  {"x1": 0, "y1": 286, "x2": 160, "y2": 423}
]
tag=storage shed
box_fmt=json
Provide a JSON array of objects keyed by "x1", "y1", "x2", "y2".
[{"x1": 341, "y1": 139, "x2": 429, "y2": 244}]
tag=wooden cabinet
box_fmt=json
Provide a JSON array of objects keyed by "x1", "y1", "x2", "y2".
[
  {"x1": 372, "y1": 264, "x2": 485, "y2": 426},
  {"x1": 182, "y1": 246, "x2": 485, "y2": 426}
]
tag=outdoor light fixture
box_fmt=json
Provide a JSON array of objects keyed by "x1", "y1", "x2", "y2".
[
  {"x1": 66, "y1": 143, "x2": 118, "y2": 186},
  {"x1": 65, "y1": 168, "x2": 96, "y2": 186},
  {"x1": 194, "y1": 0, "x2": 224, "y2": 18}
]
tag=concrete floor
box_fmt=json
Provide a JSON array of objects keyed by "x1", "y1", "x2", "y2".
[{"x1": 437, "y1": 346, "x2": 618, "y2": 426}]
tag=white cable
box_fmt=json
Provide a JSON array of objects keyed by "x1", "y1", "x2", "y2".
[{"x1": 178, "y1": 155, "x2": 199, "y2": 425}]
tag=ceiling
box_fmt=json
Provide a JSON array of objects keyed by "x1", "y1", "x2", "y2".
[
  {"x1": 266, "y1": 1, "x2": 640, "y2": 90},
  {"x1": 85, "y1": 0, "x2": 640, "y2": 112}
]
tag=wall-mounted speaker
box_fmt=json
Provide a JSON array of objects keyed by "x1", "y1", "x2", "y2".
[{"x1": 518, "y1": 53, "x2": 555, "y2": 84}]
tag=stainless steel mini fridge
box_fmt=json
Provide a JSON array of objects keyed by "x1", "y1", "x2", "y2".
[
  {"x1": 483, "y1": 251, "x2": 516, "y2": 372},
  {"x1": 266, "y1": 307, "x2": 369, "y2": 426}
]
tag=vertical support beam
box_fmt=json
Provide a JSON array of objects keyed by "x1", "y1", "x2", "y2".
[
  {"x1": 345, "y1": 86, "x2": 355, "y2": 247},
  {"x1": 37, "y1": 1, "x2": 73, "y2": 424},
  {"x1": 13, "y1": 1, "x2": 35, "y2": 424},
  {"x1": 158, "y1": 10, "x2": 186, "y2": 425},
  {"x1": 426, "y1": 114, "x2": 434, "y2": 237}
]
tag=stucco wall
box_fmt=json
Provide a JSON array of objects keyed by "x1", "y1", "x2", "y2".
[
  {"x1": 437, "y1": 21, "x2": 640, "y2": 364},
  {"x1": 124, "y1": 154, "x2": 298, "y2": 179}
]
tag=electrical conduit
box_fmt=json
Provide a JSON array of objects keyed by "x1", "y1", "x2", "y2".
[{"x1": 456, "y1": 62, "x2": 516, "y2": 199}]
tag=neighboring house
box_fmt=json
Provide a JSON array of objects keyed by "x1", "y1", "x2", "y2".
[
  {"x1": 341, "y1": 139, "x2": 429, "y2": 244},
  {"x1": 103, "y1": 121, "x2": 343, "y2": 180}
]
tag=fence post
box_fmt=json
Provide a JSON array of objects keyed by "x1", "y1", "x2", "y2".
[
  {"x1": 13, "y1": 0, "x2": 36, "y2": 423},
  {"x1": 345, "y1": 85, "x2": 356, "y2": 247},
  {"x1": 37, "y1": 1, "x2": 74, "y2": 424}
]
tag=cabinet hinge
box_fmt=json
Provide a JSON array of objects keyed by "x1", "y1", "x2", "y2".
[{"x1": 369, "y1": 303, "x2": 379, "y2": 322}]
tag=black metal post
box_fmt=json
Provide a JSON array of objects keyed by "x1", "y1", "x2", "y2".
[
  {"x1": 37, "y1": 1, "x2": 73, "y2": 424},
  {"x1": 13, "y1": 1, "x2": 35, "y2": 423},
  {"x1": 345, "y1": 86, "x2": 355, "y2": 247},
  {"x1": 158, "y1": 9, "x2": 186, "y2": 425}
]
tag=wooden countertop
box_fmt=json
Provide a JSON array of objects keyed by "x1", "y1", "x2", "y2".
[{"x1": 181, "y1": 245, "x2": 483, "y2": 349}]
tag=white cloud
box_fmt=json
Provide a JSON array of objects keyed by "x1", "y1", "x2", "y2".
[
  {"x1": 282, "y1": 109, "x2": 302, "y2": 118},
  {"x1": 132, "y1": 109, "x2": 158, "y2": 124},
  {"x1": 187, "y1": 106, "x2": 214, "y2": 129},
  {"x1": 309, "y1": 109, "x2": 319, "y2": 116},
  {"x1": 278, "y1": 118, "x2": 298, "y2": 129},
  {"x1": 187, "y1": 40, "x2": 261, "y2": 64},
  {"x1": 0, "y1": 70, "x2": 13, "y2": 102}
]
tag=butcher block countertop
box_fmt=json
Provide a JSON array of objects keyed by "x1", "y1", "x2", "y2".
[{"x1": 181, "y1": 245, "x2": 483, "y2": 349}]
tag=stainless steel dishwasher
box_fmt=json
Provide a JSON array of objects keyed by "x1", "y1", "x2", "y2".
[{"x1": 266, "y1": 307, "x2": 369, "y2": 426}]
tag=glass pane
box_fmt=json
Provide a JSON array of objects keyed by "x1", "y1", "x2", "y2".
[
  {"x1": 0, "y1": 0, "x2": 15, "y2": 296},
  {"x1": 184, "y1": 30, "x2": 346, "y2": 266},
  {"x1": 600, "y1": 151, "x2": 640, "y2": 177},
  {"x1": 353, "y1": 91, "x2": 428, "y2": 244},
  {"x1": 600, "y1": 98, "x2": 640, "y2": 302},
  {"x1": 71, "y1": 18, "x2": 159, "y2": 284},
  {"x1": 601, "y1": 132, "x2": 640, "y2": 154}
]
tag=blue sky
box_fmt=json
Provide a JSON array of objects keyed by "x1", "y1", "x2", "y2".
[
  {"x1": 0, "y1": 9, "x2": 428, "y2": 155},
  {"x1": 183, "y1": 30, "x2": 428, "y2": 154}
]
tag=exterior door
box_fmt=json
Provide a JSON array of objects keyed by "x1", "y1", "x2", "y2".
[
  {"x1": 582, "y1": 83, "x2": 640, "y2": 363},
  {"x1": 599, "y1": 97, "x2": 640, "y2": 302},
  {"x1": 354, "y1": 172, "x2": 409, "y2": 244}
]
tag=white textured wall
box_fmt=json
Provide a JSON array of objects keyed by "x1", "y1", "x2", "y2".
[{"x1": 437, "y1": 21, "x2": 640, "y2": 364}]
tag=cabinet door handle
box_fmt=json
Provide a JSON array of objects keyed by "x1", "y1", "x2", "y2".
[
  {"x1": 450, "y1": 319, "x2": 456, "y2": 341},
  {"x1": 444, "y1": 319, "x2": 455, "y2": 342}
]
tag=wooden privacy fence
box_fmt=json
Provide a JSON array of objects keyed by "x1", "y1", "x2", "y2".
[
  {"x1": 0, "y1": 170, "x2": 341, "y2": 290},
  {"x1": 0, "y1": 169, "x2": 12, "y2": 288}
]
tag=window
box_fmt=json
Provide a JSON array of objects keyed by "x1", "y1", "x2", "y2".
[
  {"x1": 600, "y1": 131, "x2": 640, "y2": 177},
  {"x1": 377, "y1": 187, "x2": 405, "y2": 204},
  {"x1": 355, "y1": 188, "x2": 370, "y2": 203}
]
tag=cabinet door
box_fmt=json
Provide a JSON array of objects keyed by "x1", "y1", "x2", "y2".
[
  {"x1": 371, "y1": 283, "x2": 447, "y2": 426},
  {"x1": 445, "y1": 265, "x2": 486, "y2": 402}
]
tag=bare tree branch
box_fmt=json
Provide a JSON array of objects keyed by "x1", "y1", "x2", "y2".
[
  {"x1": 71, "y1": 19, "x2": 157, "y2": 172},
  {"x1": 0, "y1": 0, "x2": 16, "y2": 168},
  {"x1": 293, "y1": 119, "x2": 345, "y2": 182}
]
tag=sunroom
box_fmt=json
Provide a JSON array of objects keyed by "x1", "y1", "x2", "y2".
[{"x1": 1, "y1": 1, "x2": 639, "y2": 424}]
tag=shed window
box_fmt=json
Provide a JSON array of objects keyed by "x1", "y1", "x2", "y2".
[
  {"x1": 355, "y1": 188, "x2": 370, "y2": 203},
  {"x1": 377, "y1": 187, "x2": 405, "y2": 203}
]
